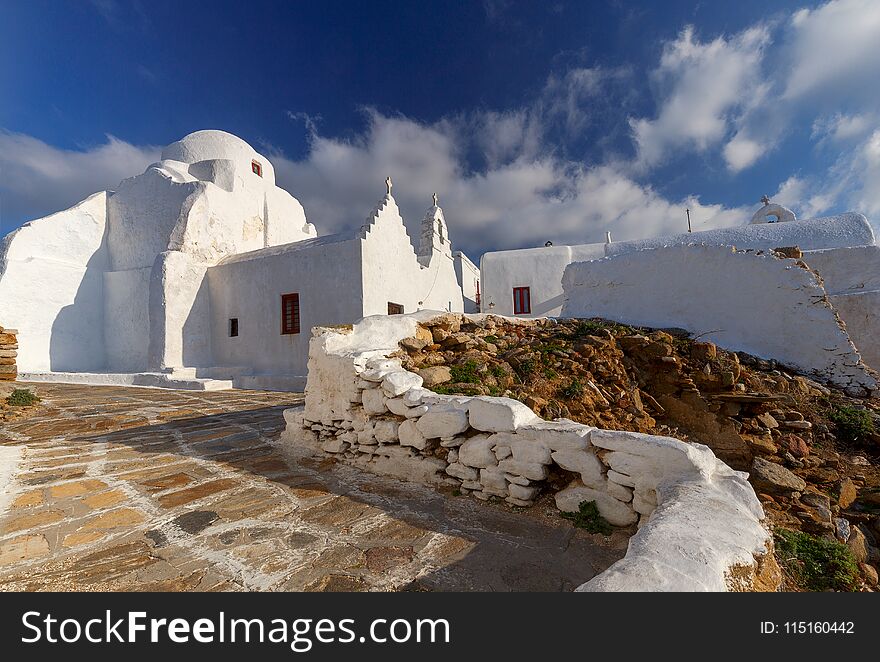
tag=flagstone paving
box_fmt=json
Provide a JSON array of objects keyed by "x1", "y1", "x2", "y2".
[{"x1": 0, "y1": 383, "x2": 626, "y2": 591}]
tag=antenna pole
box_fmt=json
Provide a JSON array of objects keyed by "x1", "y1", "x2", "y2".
[{"x1": 686, "y1": 208, "x2": 692, "y2": 233}]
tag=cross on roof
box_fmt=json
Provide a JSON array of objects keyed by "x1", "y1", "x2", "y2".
[
  {"x1": 432, "y1": 192, "x2": 438, "y2": 206},
  {"x1": 761, "y1": 194, "x2": 771, "y2": 205},
  {"x1": 385, "y1": 176, "x2": 393, "y2": 195}
]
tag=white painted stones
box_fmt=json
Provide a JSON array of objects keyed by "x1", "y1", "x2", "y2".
[
  {"x1": 446, "y1": 462, "x2": 479, "y2": 481},
  {"x1": 479, "y1": 467, "x2": 507, "y2": 491},
  {"x1": 382, "y1": 370, "x2": 423, "y2": 397},
  {"x1": 362, "y1": 388, "x2": 388, "y2": 415},
  {"x1": 416, "y1": 408, "x2": 470, "y2": 438},
  {"x1": 551, "y1": 449, "x2": 606, "y2": 489},
  {"x1": 555, "y1": 483, "x2": 638, "y2": 527},
  {"x1": 458, "y1": 434, "x2": 497, "y2": 469},
  {"x1": 508, "y1": 483, "x2": 537, "y2": 501},
  {"x1": 398, "y1": 419, "x2": 428, "y2": 450},
  {"x1": 468, "y1": 397, "x2": 540, "y2": 432},
  {"x1": 518, "y1": 419, "x2": 593, "y2": 452},
  {"x1": 385, "y1": 397, "x2": 412, "y2": 416},
  {"x1": 497, "y1": 458, "x2": 548, "y2": 481},
  {"x1": 373, "y1": 419, "x2": 400, "y2": 444}
]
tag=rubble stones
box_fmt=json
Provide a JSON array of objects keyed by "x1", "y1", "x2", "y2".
[{"x1": 750, "y1": 457, "x2": 807, "y2": 494}]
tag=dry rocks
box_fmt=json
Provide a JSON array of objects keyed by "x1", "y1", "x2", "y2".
[{"x1": 0, "y1": 326, "x2": 17, "y2": 382}]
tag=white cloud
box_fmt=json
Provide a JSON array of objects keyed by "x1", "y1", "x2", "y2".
[
  {"x1": 630, "y1": 25, "x2": 770, "y2": 169},
  {"x1": 784, "y1": 0, "x2": 880, "y2": 101},
  {"x1": 272, "y1": 110, "x2": 747, "y2": 257},
  {"x1": 0, "y1": 131, "x2": 159, "y2": 234}
]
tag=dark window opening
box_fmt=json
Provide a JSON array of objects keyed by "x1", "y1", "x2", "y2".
[
  {"x1": 513, "y1": 286, "x2": 531, "y2": 315},
  {"x1": 229, "y1": 318, "x2": 239, "y2": 337},
  {"x1": 388, "y1": 302, "x2": 404, "y2": 315},
  {"x1": 281, "y1": 293, "x2": 300, "y2": 334},
  {"x1": 252, "y1": 160, "x2": 263, "y2": 177}
]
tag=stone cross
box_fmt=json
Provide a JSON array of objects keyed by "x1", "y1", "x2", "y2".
[
  {"x1": 761, "y1": 194, "x2": 771, "y2": 206},
  {"x1": 385, "y1": 176, "x2": 393, "y2": 195},
  {"x1": 432, "y1": 192, "x2": 438, "y2": 206}
]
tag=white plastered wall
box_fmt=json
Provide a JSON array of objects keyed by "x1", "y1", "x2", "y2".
[
  {"x1": 0, "y1": 192, "x2": 109, "y2": 371},
  {"x1": 480, "y1": 213, "x2": 877, "y2": 318},
  {"x1": 561, "y1": 244, "x2": 877, "y2": 391},
  {"x1": 207, "y1": 236, "x2": 364, "y2": 380},
  {"x1": 359, "y1": 196, "x2": 464, "y2": 316}
]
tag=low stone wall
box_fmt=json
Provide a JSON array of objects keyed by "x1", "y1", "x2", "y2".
[
  {"x1": 287, "y1": 311, "x2": 775, "y2": 591},
  {"x1": 0, "y1": 326, "x2": 17, "y2": 382}
]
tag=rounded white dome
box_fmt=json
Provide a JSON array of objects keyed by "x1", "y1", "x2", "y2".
[{"x1": 161, "y1": 130, "x2": 275, "y2": 183}]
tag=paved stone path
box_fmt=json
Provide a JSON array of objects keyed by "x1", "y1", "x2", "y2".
[{"x1": 0, "y1": 384, "x2": 626, "y2": 591}]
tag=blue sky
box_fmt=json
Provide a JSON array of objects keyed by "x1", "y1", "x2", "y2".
[{"x1": 2, "y1": 0, "x2": 880, "y2": 258}]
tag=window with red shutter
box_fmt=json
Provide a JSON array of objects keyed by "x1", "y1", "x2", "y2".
[
  {"x1": 252, "y1": 160, "x2": 263, "y2": 177},
  {"x1": 281, "y1": 293, "x2": 300, "y2": 334},
  {"x1": 512, "y1": 286, "x2": 531, "y2": 315}
]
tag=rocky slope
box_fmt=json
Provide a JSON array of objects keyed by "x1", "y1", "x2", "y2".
[{"x1": 391, "y1": 314, "x2": 880, "y2": 591}]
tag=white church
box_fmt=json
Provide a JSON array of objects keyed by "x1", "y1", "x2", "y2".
[
  {"x1": 0, "y1": 130, "x2": 480, "y2": 391},
  {"x1": 479, "y1": 199, "x2": 880, "y2": 371}
]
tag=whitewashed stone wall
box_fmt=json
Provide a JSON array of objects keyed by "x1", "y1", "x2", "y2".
[
  {"x1": 286, "y1": 311, "x2": 772, "y2": 591},
  {"x1": 561, "y1": 245, "x2": 878, "y2": 394}
]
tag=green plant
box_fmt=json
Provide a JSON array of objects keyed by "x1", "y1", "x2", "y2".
[
  {"x1": 543, "y1": 368, "x2": 558, "y2": 379},
  {"x1": 516, "y1": 359, "x2": 535, "y2": 378},
  {"x1": 487, "y1": 385, "x2": 503, "y2": 397},
  {"x1": 828, "y1": 405, "x2": 875, "y2": 445},
  {"x1": 774, "y1": 528, "x2": 859, "y2": 592},
  {"x1": 489, "y1": 364, "x2": 507, "y2": 379},
  {"x1": 570, "y1": 320, "x2": 606, "y2": 337},
  {"x1": 449, "y1": 360, "x2": 480, "y2": 384},
  {"x1": 484, "y1": 335, "x2": 499, "y2": 344},
  {"x1": 5, "y1": 389, "x2": 40, "y2": 407},
  {"x1": 430, "y1": 385, "x2": 481, "y2": 396},
  {"x1": 558, "y1": 377, "x2": 585, "y2": 399},
  {"x1": 560, "y1": 500, "x2": 613, "y2": 535}
]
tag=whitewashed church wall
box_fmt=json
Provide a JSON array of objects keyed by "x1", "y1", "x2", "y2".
[
  {"x1": 103, "y1": 267, "x2": 151, "y2": 371},
  {"x1": 561, "y1": 244, "x2": 877, "y2": 392},
  {"x1": 359, "y1": 197, "x2": 464, "y2": 316},
  {"x1": 802, "y1": 245, "x2": 880, "y2": 295},
  {"x1": 207, "y1": 238, "x2": 364, "y2": 379},
  {"x1": 148, "y1": 251, "x2": 212, "y2": 370},
  {"x1": 830, "y1": 291, "x2": 880, "y2": 371},
  {"x1": 0, "y1": 192, "x2": 110, "y2": 372},
  {"x1": 454, "y1": 251, "x2": 481, "y2": 313}
]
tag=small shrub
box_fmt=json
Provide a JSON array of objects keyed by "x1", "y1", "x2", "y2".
[
  {"x1": 430, "y1": 384, "x2": 480, "y2": 396},
  {"x1": 774, "y1": 528, "x2": 859, "y2": 592},
  {"x1": 489, "y1": 364, "x2": 507, "y2": 379},
  {"x1": 449, "y1": 360, "x2": 480, "y2": 384},
  {"x1": 560, "y1": 500, "x2": 613, "y2": 535},
  {"x1": 570, "y1": 320, "x2": 605, "y2": 337},
  {"x1": 828, "y1": 405, "x2": 875, "y2": 445},
  {"x1": 516, "y1": 359, "x2": 535, "y2": 378},
  {"x1": 5, "y1": 389, "x2": 40, "y2": 407},
  {"x1": 558, "y1": 377, "x2": 585, "y2": 399},
  {"x1": 543, "y1": 368, "x2": 558, "y2": 379},
  {"x1": 484, "y1": 335, "x2": 499, "y2": 344}
]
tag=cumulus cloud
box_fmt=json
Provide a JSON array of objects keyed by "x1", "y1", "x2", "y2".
[
  {"x1": 271, "y1": 110, "x2": 746, "y2": 257},
  {"x1": 784, "y1": 0, "x2": 880, "y2": 102},
  {"x1": 0, "y1": 131, "x2": 159, "y2": 234},
  {"x1": 630, "y1": 25, "x2": 770, "y2": 169}
]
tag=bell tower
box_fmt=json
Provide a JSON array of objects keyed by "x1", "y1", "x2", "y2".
[{"x1": 418, "y1": 193, "x2": 452, "y2": 267}]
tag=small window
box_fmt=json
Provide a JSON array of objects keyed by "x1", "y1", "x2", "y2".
[
  {"x1": 388, "y1": 302, "x2": 404, "y2": 315},
  {"x1": 229, "y1": 318, "x2": 239, "y2": 337},
  {"x1": 252, "y1": 160, "x2": 263, "y2": 177},
  {"x1": 281, "y1": 293, "x2": 300, "y2": 334},
  {"x1": 513, "y1": 286, "x2": 531, "y2": 315}
]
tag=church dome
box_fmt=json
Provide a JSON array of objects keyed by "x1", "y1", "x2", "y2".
[{"x1": 161, "y1": 130, "x2": 275, "y2": 183}]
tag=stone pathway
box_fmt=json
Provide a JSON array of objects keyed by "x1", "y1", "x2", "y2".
[{"x1": 0, "y1": 384, "x2": 625, "y2": 591}]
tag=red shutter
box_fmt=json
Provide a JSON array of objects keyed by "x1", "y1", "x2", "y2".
[
  {"x1": 513, "y1": 287, "x2": 531, "y2": 315},
  {"x1": 281, "y1": 293, "x2": 300, "y2": 334}
]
